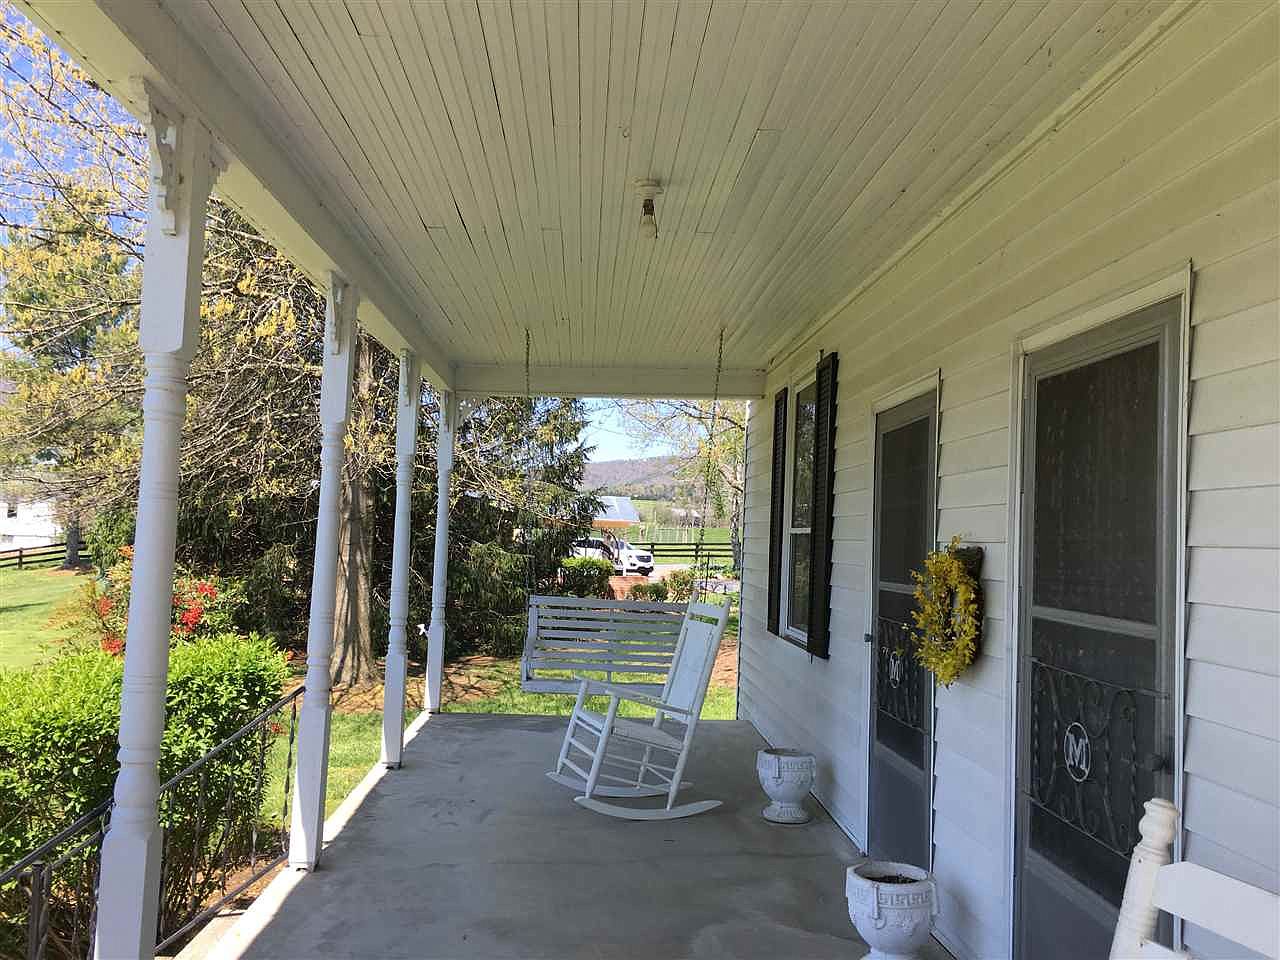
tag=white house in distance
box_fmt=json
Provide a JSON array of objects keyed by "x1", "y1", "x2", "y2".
[
  {"x1": 14, "y1": 2, "x2": 1278, "y2": 959},
  {"x1": 0, "y1": 494, "x2": 61, "y2": 548}
]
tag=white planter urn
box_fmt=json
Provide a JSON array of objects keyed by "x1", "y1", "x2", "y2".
[
  {"x1": 755, "y1": 748, "x2": 815, "y2": 824},
  {"x1": 845, "y1": 861, "x2": 938, "y2": 960}
]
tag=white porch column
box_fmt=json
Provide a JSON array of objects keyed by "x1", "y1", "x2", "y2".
[
  {"x1": 424, "y1": 391, "x2": 457, "y2": 712},
  {"x1": 95, "y1": 87, "x2": 217, "y2": 960},
  {"x1": 288, "y1": 274, "x2": 358, "y2": 870},
  {"x1": 381, "y1": 352, "x2": 421, "y2": 767}
]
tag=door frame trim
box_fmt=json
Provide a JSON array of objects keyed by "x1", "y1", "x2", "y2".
[
  {"x1": 1003, "y1": 264, "x2": 1193, "y2": 958},
  {"x1": 863, "y1": 371, "x2": 941, "y2": 862}
]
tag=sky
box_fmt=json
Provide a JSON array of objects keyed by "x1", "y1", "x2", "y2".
[{"x1": 579, "y1": 400, "x2": 677, "y2": 463}]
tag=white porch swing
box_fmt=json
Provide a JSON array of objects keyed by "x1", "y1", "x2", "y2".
[
  {"x1": 516, "y1": 326, "x2": 727, "y2": 697},
  {"x1": 506, "y1": 330, "x2": 688, "y2": 696},
  {"x1": 535, "y1": 329, "x2": 733, "y2": 819}
]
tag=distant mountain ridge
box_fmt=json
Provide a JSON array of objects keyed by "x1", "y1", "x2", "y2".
[{"x1": 582, "y1": 456, "x2": 684, "y2": 498}]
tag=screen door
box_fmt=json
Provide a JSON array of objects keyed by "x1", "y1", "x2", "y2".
[
  {"x1": 868, "y1": 391, "x2": 937, "y2": 868},
  {"x1": 1015, "y1": 298, "x2": 1180, "y2": 958}
]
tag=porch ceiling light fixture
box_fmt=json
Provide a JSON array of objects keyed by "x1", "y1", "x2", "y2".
[{"x1": 634, "y1": 178, "x2": 662, "y2": 239}]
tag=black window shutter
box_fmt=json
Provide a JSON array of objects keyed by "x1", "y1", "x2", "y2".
[
  {"x1": 807, "y1": 352, "x2": 838, "y2": 657},
  {"x1": 766, "y1": 387, "x2": 788, "y2": 636}
]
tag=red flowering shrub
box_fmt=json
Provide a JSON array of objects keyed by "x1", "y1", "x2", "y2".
[{"x1": 65, "y1": 548, "x2": 247, "y2": 654}]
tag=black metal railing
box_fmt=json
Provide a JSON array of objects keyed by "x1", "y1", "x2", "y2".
[
  {"x1": 0, "y1": 686, "x2": 303, "y2": 960},
  {"x1": 0, "y1": 800, "x2": 111, "y2": 960},
  {"x1": 153, "y1": 685, "x2": 302, "y2": 952}
]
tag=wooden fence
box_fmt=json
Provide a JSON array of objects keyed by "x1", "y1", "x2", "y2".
[
  {"x1": 0, "y1": 540, "x2": 67, "y2": 570},
  {"x1": 646, "y1": 540, "x2": 734, "y2": 564}
]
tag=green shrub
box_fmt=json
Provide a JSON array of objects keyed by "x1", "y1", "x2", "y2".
[
  {"x1": 628, "y1": 580, "x2": 669, "y2": 602},
  {"x1": 0, "y1": 653, "x2": 121, "y2": 862},
  {"x1": 0, "y1": 634, "x2": 287, "y2": 867},
  {"x1": 664, "y1": 567, "x2": 696, "y2": 603},
  {"x1": 84, "y1": 506, "x2": 135, "y2": 574},
  {"x1": 706, "y1": 559, "x2": 738, "y2": 579},
  {"x1": 448, "y1": 541, "x2": 531, "y2": 658},
  {"x1": 558, "y1": 556, "x2": 614, "y2": 598},
  {"x1": 241, "y1": 542, "x2": 306, "y2": 642},
  {"x1": 59, "y1": 551, "x2": 249, "y2": 655}
]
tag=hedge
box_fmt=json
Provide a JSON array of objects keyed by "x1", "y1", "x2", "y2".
[
  {"x1": 664, "y1": 567, "x2": 696, "y2": 603},
  {"x1": 558, "y1": 556, "x2": 614, "y2": 598},
  {"x1": 0, "y1": 633, "x2": 288, "y2": 867},
  {"x1": 628, "y1": 580, "x2": 669, "y2": 602}
]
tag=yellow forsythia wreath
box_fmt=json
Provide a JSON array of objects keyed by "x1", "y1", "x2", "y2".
[{"x1": 909, "y1": 536, "x2": 983, "y2": 686}]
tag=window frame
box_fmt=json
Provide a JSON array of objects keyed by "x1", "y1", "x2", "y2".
[{"x1": 779, "y1": 369, "x2": 818, "y2": 646}]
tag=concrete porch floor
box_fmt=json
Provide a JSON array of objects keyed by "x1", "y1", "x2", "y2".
[{"x1": 207, "y1": 714, "x2": 952, "y2": 960}]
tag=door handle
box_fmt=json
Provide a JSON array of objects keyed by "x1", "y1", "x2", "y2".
[
  {"x1": 1139, "y1": 753, "x2": 1168, "y2": 773},
  {"x1": 864, "y1": 633, "x2": 873, "y2": 643}
]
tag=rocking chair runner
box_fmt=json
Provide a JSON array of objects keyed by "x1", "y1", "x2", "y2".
[{"x1": 547, "y1": 601, "x2": 730, "y2": 820}]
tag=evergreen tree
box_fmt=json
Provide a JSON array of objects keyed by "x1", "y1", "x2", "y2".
[{"x1": 0, "y1": 7, "x2": 595, "y2": 674}]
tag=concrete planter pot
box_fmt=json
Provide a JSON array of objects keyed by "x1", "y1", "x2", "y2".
[
  {"x1": 845, "y1": 861, "x2": 938, "y2": 960},
  {"x1": 756, "y1": 748, "x2": 815, "y2": 824}
]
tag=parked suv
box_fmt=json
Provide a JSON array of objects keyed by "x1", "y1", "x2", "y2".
[
  {"x1": 570, "y1": 537, "x2": 653, "y2": 577},
  {"x1": 614, "y1": 539, "x2": 653, "y2": 577},
  {"x1": 571, "y1": 536, "x2": 616, "y2": 569}
]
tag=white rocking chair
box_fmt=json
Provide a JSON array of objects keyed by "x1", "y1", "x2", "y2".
[
  {"x1": 1111, "y1": 798, "x2": 1279, "y2": 959},
  {"x1": 547, "y1": 600, "x2": 730, "y2": 820}
]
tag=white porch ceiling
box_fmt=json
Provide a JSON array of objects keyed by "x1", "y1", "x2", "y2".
[{"x1": 25, "y1": 0, "x2": 1169, "y2": 396}]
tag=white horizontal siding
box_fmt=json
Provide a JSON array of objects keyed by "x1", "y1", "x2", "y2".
[
  {"x1": 1187, "y1": 487, "x2": 1280, "y2": 548},
  {"x1": 1189, "y1": 422, "x2": 1280, "y2": 490},
  {"x1": 1186, "y1": 604, "x2": 1280, "y2": 676},
  {"x1": 738, "y1": 5, "x2": 1280, "y2": 959}
]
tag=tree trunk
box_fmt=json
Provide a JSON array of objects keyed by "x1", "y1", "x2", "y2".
[
  {"x1": 332, "y1": 337, "x2": 376, "y2": 688},
  {"x1": 61, "y1": 511, "x2": 82, "y2": 569}
]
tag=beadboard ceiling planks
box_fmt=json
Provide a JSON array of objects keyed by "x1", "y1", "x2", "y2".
[{"x1": 49, "y1": 0, "x2": 1172, "y2": 390}]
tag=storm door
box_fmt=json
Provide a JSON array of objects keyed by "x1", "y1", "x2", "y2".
[
  {"x1": 1014, "y1": 298, "x2": 1180, "y2": 959},
  {"x1": 868, "y1": 391, "x2": 937, "y2": 868}
]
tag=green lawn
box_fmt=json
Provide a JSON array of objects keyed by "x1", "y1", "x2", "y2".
[
  {"x1": 0, "y1": 566, "x2": 88, "y2": 669},
  {"x1": 262, "y1": 708, "x2": 388, "y2": 822},
  {"x1": 322, "y1": 711, "x2": 387, "y2": 815}
]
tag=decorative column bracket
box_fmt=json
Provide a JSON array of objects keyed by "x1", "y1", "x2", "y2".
[
  {"x1": 137, "y1": 79, "x2": 226, "y2": 239},
  {"x1": 141, "y1": 83, "x2": 181, "y2": 237}
]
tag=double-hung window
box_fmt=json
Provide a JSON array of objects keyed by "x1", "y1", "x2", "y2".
[
  {"x1": 767, "y1": 353, "x2": 839, "y2": 657},
  {"x1": 785, "y1": 380, "x2": 816, "y2": 638}
]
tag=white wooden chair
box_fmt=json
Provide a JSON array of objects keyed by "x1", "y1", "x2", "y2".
[
  {"x1": 1111, "y1": 798, "x2": 1279, "y2": 959},
  {"x1": 546, "y1": 600, "x2": 730, "y2": 820}
]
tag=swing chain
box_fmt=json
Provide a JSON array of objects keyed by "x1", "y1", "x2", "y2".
[
  {"x1": 521, "y1": 328, "x2": 538, "y2": 598},
  {"x1": 692, "y1": 328, "x2": 724, "y2": 603}
]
